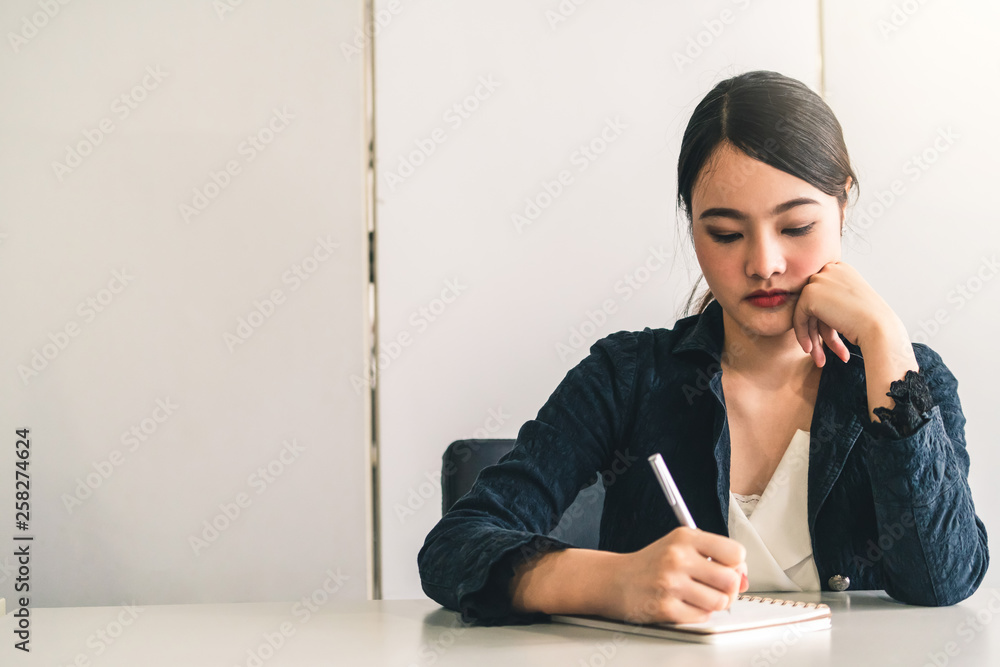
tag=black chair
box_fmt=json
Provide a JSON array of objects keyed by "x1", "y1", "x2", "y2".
[{"x1": 441, "y1": 438, "x2": 604, "y2": 549}]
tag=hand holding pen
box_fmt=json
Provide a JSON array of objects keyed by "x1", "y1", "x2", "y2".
[
  {"x1": 619, "y1": 453, "x2": 748, "y2": 619},
  {"x1": 560, "y1": 453, "x2": 748, "y2": 626}
]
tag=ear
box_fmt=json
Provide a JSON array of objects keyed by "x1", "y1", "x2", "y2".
[{"x1": 840, "y1": 176, "x2": 853, "y2": 228}]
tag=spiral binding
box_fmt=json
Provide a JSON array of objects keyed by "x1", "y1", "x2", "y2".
[{"x1": 737, "y1": 595, "x2": 830, "y2": 610}]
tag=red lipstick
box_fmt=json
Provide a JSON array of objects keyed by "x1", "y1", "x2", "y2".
[{"x1": 745, "y1": 289, "x2": 789, "y2": 308}]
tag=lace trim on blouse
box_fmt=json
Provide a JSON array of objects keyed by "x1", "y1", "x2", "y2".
[{"x1": 731, "y1": 492, "x2": 762, "y2": 519}]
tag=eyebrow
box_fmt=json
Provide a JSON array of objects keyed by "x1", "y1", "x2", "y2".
[{"x1": 698, "y1": 197, "x2": 821, "y2": 222}]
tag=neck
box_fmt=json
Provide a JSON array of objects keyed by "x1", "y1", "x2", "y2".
[{"x1": 719, "y1": 309, "x2": 818, "y2": 383}]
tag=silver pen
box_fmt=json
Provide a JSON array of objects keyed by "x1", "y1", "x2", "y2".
[{"x1": 648, "y1": 453, "x2": 697, "y2": 528}]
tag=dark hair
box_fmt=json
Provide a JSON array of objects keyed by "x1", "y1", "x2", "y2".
[{"x1": 676, "y1": 70, "x2": 859, "y2": 316}]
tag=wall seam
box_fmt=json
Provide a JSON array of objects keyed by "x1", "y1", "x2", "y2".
[{"x1": 364, "y1": 0, "x2": 382, "y2": 600}]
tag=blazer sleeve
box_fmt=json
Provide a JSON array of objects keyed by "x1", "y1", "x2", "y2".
[
  {"x1": 416, "y1": 331, "x2": 640, "y2": 625},
  {"x1": 860, "y1": 343, "x2": 989, "y2": 606}
]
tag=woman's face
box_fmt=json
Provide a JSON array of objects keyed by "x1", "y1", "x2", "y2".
[{"x1": 690, "y1": 142, "x2": 846, "y2": 340}]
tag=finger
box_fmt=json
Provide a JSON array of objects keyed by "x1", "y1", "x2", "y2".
[
  {"x1": 819, "y1": 322, "x2": 850, "y2": 363},
  {"x1": 623, "y1": 594, "x2": 710, "y2": 626},
  {"x1": 792, "y1": 294, "x2": 812, "y2": 354},
  {"x1": 687, "y1": 558, "x2": 743, "y2": 603},
  {"x1": 809, "y1": 317, "x2": 825, "y2": 367},
  {"x1": 689, "y1": 531, "x2": 746, "y2": 569},
  {"x1": 688, "y1": 557, "x2": 742, "y2": 593},
  {"x1": 676, "y1": 572, "x2": 737, "y2": 615},
  {"x1": 736, "y1": 562, "x2": 749, "y2": 593},
  {"x1": 658, "y1": 595, "x2": 716, "y2": 624}
]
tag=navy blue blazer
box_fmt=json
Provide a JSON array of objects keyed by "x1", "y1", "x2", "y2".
[{"x1": 418, "y1": 300, "x2": 989, "y2": 624}]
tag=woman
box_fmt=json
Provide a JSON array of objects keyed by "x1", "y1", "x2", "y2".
[{"x1": 417, "y1": 70, "x2": 988, "y2": 626}]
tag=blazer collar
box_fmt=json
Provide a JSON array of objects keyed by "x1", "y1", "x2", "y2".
[{"x1": 673, "y1": 299, "x2": 725, "y2": 363}]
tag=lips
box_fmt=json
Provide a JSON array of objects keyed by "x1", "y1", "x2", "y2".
[{"x1": 745, "y1": 290, "x2": 790, "y2": 308}]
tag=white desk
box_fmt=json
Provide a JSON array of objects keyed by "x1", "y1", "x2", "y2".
[{"x1": 3, "y1": 588, "x2": 1000, "y2": 666}]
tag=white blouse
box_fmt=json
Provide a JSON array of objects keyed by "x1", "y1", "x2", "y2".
[{"x1": 728, "y1": 428, "x2": 821, "y2": 592}]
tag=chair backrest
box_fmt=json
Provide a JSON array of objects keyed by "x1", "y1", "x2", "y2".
[{"x1": 441, "y1": 438, "x2": 604, "y2": 549}]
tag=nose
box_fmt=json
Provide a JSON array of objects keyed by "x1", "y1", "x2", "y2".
[{"x1": 745, "y1": 231, "x2": 785, "y2": 280}]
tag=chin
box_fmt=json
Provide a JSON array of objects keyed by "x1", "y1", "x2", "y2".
[
  {"x1": 727, "y1": 302, "x2": 794, "y2": 337},
  {"x1": 740, "y1": 322, "x2": 792, "y2": 339}
]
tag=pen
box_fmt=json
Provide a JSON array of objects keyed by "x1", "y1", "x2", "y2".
[
  {"x1": 648, "y1": 453, "x2": 735, "y2": 613},
  {"x1": 648, "y1": 453, "x2": 696, "y2": 529}
]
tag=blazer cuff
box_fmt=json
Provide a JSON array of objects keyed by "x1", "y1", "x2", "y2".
[
  {"x1": 865, "y1": 369, "x2": 936, "y2": 440},
  {"x1": 457, "y1": 534, "x2": 573, "y2": 626}
]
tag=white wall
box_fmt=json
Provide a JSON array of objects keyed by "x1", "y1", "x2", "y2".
[
  {"x1": 0, "y1": 0, "x2": 371, "y2": 606},
  {"x1": 374, "y1": 0, "x2": 826, "y2": 600}
]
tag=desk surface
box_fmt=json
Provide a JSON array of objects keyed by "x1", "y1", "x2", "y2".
[{"x1": 3, "y1": 588, "x2": 1000, "y2": 666}]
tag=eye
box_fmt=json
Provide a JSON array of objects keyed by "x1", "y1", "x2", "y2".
[
  {"x1": 710, "y1": 233, "x2": 741, "y2": 244},
  {"x1": 784, "y1": 222, "x2": 816, "y2": 236}
]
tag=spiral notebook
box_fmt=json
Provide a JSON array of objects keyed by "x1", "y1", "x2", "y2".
[{"x1": 551, "y1": 595, "x2": 831, "y2": 644}]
